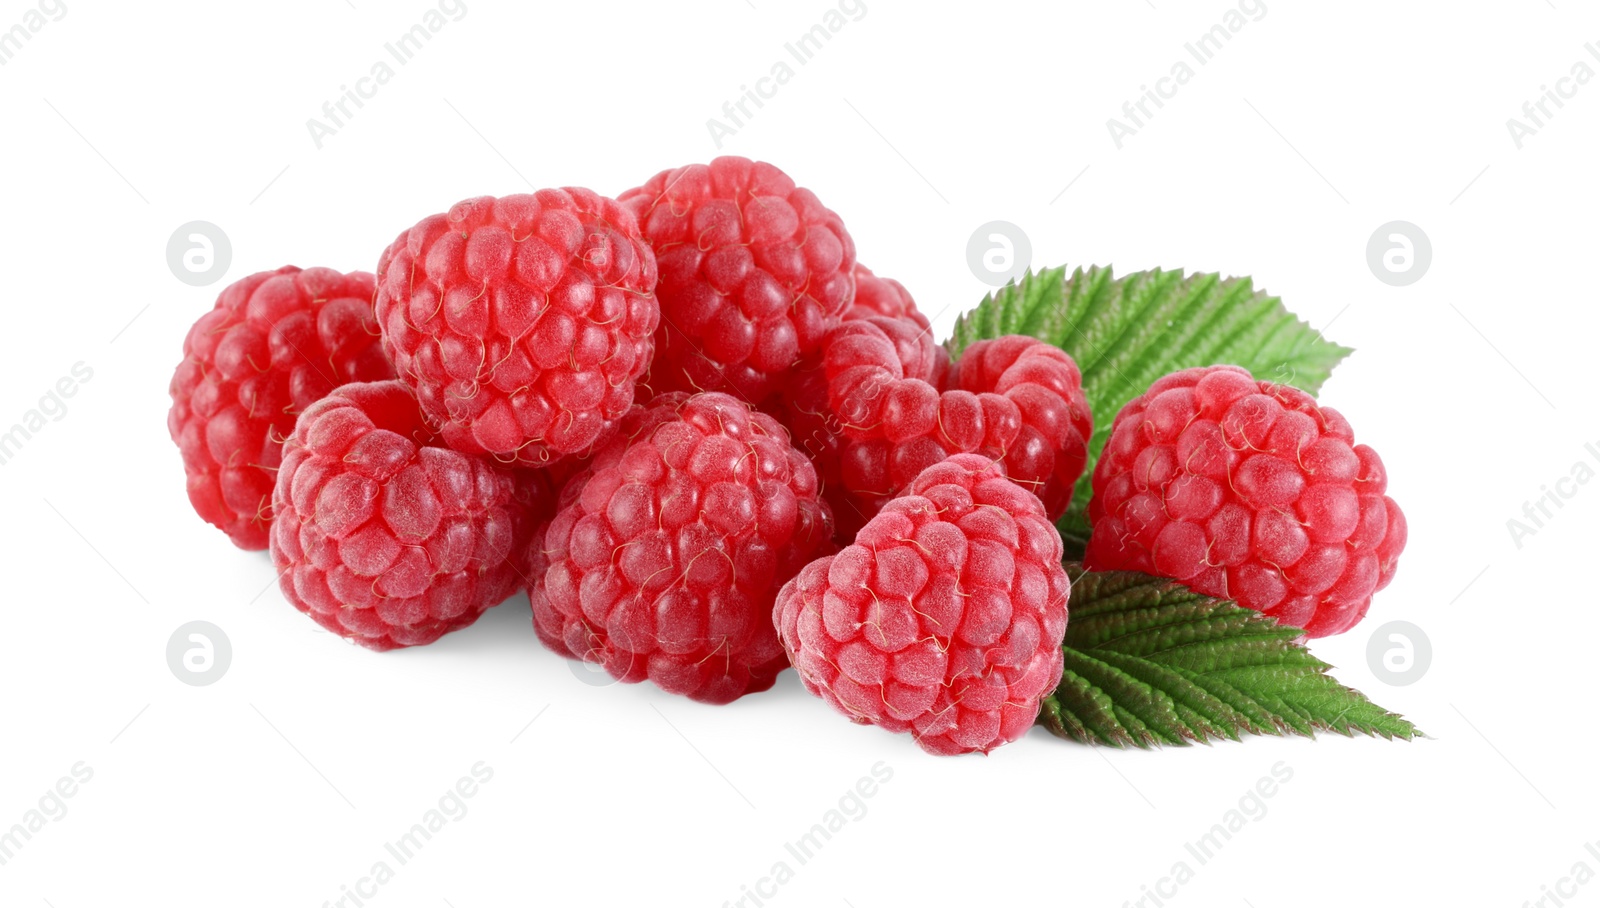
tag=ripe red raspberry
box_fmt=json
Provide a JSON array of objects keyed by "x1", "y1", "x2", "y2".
[
  {"x1": 620, "y1": 156, "x2": 856, "y2": 403},
  {"x1": 374, "y1": 190, "x2": 659, "y2": 467},
  {"x1": 954, "y1": 336, "x2": 1091, "y2": 514},
  {"x1": 528, "y1": 391, "x2": 833, "y2": 703},
  {"x1": 762, "y1": 271, "x2": 947, "y2": 541},
  {"x1": 822, "y1": 332, "x2": 1091, "y2": 527},
  {"x1": 1084, "y1": 365, "x2": 1407, "y2": 638},
  {"x1": 270, "y1": 381, "x2": 550, "y2": 650},
  {"x1": 168, "y1": 266, "x2": 394, "y2": 550},
  {"x1": 846, "y1": 264, "x2": 930, "y2": 329},
  {"x1": 774, "y1": 454, "x2": 1070, "y2": 755},
  {"x1": 842, "y1": 265, "x2": 948, "y2": 389}
]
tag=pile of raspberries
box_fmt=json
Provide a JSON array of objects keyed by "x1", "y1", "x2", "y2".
[{"x1": 169, "y1": 156, "x2": 1405, "y2": 756}]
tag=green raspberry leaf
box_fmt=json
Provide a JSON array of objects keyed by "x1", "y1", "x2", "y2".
[
  {"x1": 945, "y1": 266, "x2": 1352, "y2": 550},
  {"x1": 1038, "y1": 567, "x2": 1420, "y2": 748}
]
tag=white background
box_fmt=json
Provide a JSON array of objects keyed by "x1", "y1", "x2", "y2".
[{"x1": 1, "y1": 1, "x2": 1596, "y2": 906}]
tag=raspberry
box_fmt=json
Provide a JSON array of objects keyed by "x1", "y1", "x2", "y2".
[
  {"x1": 953, "y1": 336, "x2": 1091, "y2": 514},
  {"x1": 528, "y1": 391, "x2": 833, "y2": 704},
  {"x1": 758, "y1": 268, "x2": 940, "y2": 540},
  {"x1": 620, "y1": 156, "x2": 856, "y2": 403},
  {"x1": 168, "y1": 266, "x2": 394, "y2": 550},
  {"x1": 1083, "y1": 365, "x2": 1406, "y2": 637},
  {"x1": 762, "y1": 271, "x2": 948, "y2": 541},
  {"x1": 821, "y1": 332, "x2": 1091, "y2": 527},
  {"x1": 847, "y1": 264, "x2": 929, "y2": 329},
  {"x1": 270, "y1": 381, "x2": 550, "y2": 650},
  {"x1": 374, "y1": 189, "x2": 659, "y2": 467},
  {"x1": 774, "y1": 454, "x2": 1070, "y2": 755},
  {"x1": 842, "y1": 266, "x2": 948, "y2": 388},
  {"x1": 826, "y1": 315, "x2": 947, "y2": 423}
]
